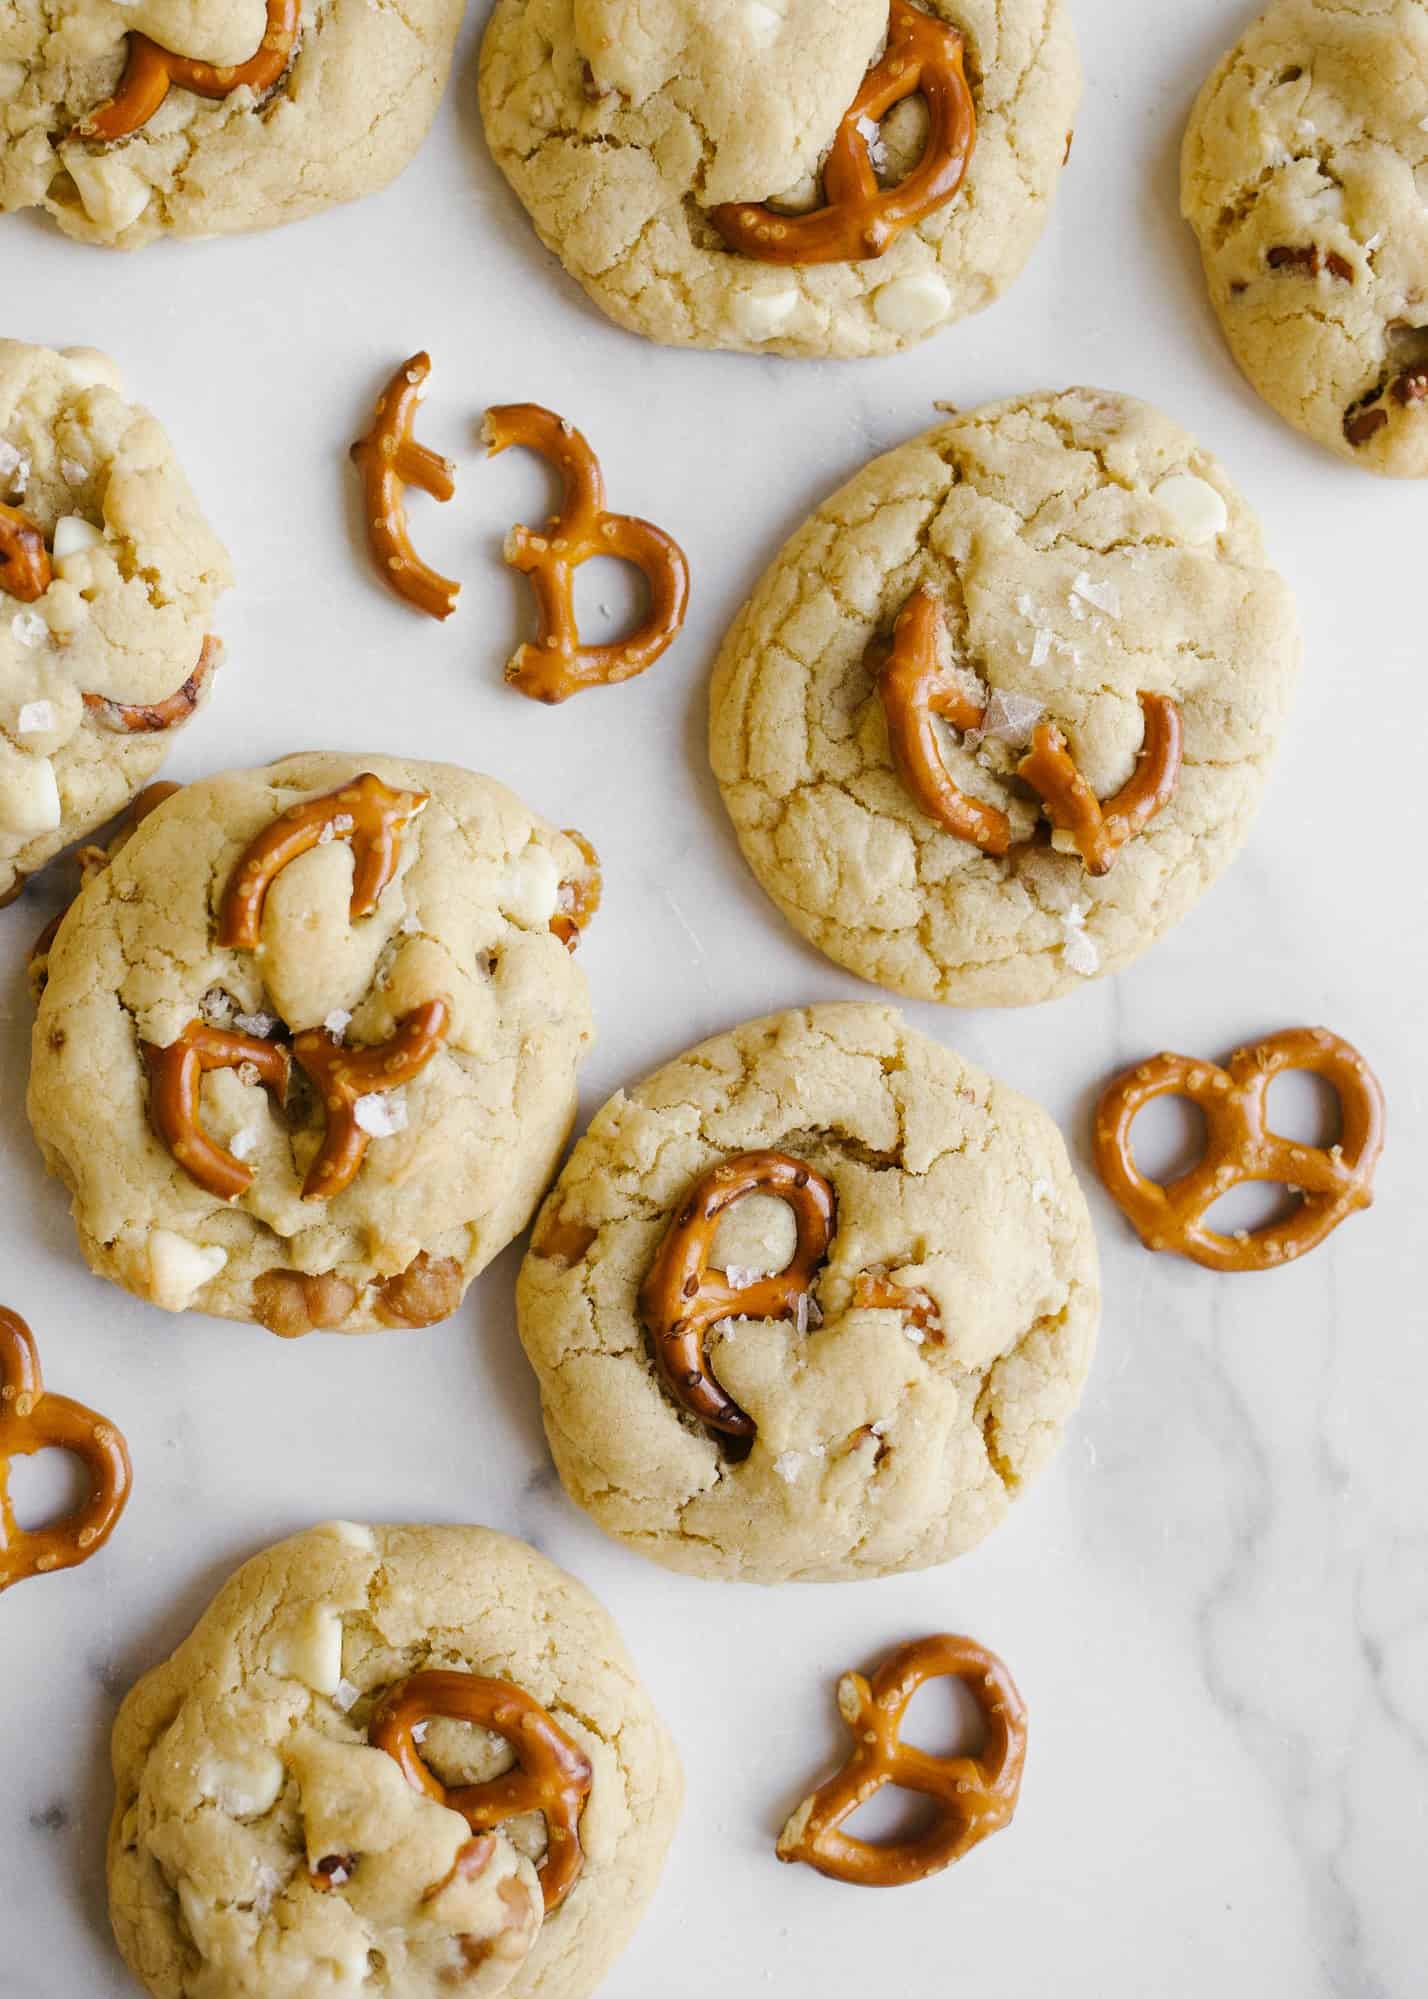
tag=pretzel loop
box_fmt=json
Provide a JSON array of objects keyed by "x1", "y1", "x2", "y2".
[
  {"x1": 292, "y1": 999, "x2": 449, "y2": 1202},
  {"x1": 1094, "y1": 1028, "x2": 1386, "y2": 1271},
  {"x1": 485, "y1": 404, "x2": 690, "y2": 704},
  {"x1": 1018, "y1": 693, "x2": 1183, "y2": 875},
  {"x1": 143, "y1": 1021, "x2": 292, "y2": 1203},
  {"x1": 0, "y1": 502, "x2": 52, "y2": 602},
  {"x1": 351, "y1": 354, "x2": 461, "y2": 622},
  {"x1": 639, "y1": 1150, "x2": 837, "y2": 1440},
  {"x1": 83, "y1": 634, "x2": 220, "y2": 734},
  {"x1": 370, "y1": 1669, "x2": 593, "y2": 1914},
  {"x1": 777, "y1": 1635, "x2": 1027, "y2": 1886},
  {"x1": 878, "y1": 586, "x2": 1011, "y2": 854},
  {"x1": 550, "y1": 829, "x2": 602, "y2": 951},
  {"x1": 76, "y1": 0, "x2": 300, "y2": 142},
  {"x1": 709, "y1": 0, "x2": 977, "y2": 265},
  {"x1": 0, "y1": 1307, "x2": 132, "y2": 1592},
  {"x1": 217, "y1": 773, "x2": 429, "y2": 951}
]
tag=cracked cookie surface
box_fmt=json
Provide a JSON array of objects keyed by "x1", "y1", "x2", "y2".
[
  {"x1": 1181, "y1": 0, "x2": 1428, "y2": 476},
  {"x1": 0, "y1": 339, "x2": 231, "y2": 900},
  {"x1": 27, "y1": 752, "x2": 596, "y2": 1333},
  {"x1": 1, "y1": 0, "x2": 466, "y2": 247},
  {"x1": 516, "y1": 1004, "x2": 1099, "y2": 1584},
  {"x1": 108, "y1": 1521, "x2": 682, "y2": 1999},
  {"x1": 478, "y1": 0, "x2": 1080, "y2": 358},
  {"x1": 709, "y1": 388, "x2": 1301, "y2": 1007}
]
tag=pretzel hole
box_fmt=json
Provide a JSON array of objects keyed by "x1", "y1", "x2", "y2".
[
  {"x1": 710, "y1": 1194, "x2": 798, "y2": 1279},
  {"x1": 417, "y1": 1715, "x2": 515, "y2": 1790},
  {"x1": 1264, "y1": 1071, "x2": 1342, "y2": 1150},
  {"x1": 1199, "y1": 1183, "x2": 1303, "y2": 1239},
  {"x1": 573, "y1": 555, "x2": 648, "y2": 648},
  {"x1": 5, "y1": 1448, "x2": 90, "y2": 1531},
  {"x1": 837, "y1": 1785, "x2": 951, "y2": 1849},
  {"x1": 877, "y1": 94, "x2": 932, "y2": 185},
  {"x1": 1125, "y1": 1095, "x2": 1210, "y2": 1186},
  {"x1": 897, "y1": 1675, "x2": 990, "y2": 1760}
]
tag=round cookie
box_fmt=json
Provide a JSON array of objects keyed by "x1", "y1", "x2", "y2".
[
  {"x1": 27, "y1": 753, "x2": 598, "y2": 1334},
  {"x1": 1, "y1": 0, "x2": 466, "y2": 247},
  {"x1": 0, "y1": 339, "x2": 231, "y2": 904},
  {"x1": 709, "y1": 388, "x2": 1301, "y2": 1008},
  {"x1": 1181, "y1": 0, "x2": 1428, "y2": 476},
  {"x1": 479, "y1": 0, "x2": 1080, "y2": 358},
  {"x1": 108, "y1": 1521, "x2": 683, "y2": 1999},
  {"x1": 517, "y1": 1004, "x2": 1099, "y2": 1584}
]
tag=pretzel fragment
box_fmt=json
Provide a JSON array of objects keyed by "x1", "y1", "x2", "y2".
[
  {"x1": 878, "y1": 586, "x2": 1011, "y2": 854},
  {"x1": 1018, "y1": 692, "x2": 1183, "y2": 875},
  {"x1": 76, "y1": 0, "x2": 300, "y2": 142},
  {"x1": 218, "y1": 772, "x2": 428, "y2": 951},
  {"x1": 0, "y1": 502, "x2": 51, "y2": 601},
  {"x1": 370, "y1": 1669, "x2": 593, "y2": 1914},
  {"x1": 143, "y1": 1021, "x2": 292, "y2": 1202},
  {"x1": 639, "y1": 1150, "x2": 836, "y2": 1441},
  {"x1": 710, "y1": 0, "x2": 977, "y2": 266},
  {"x1": 292, "y1": 1000, "x2": 449, "y2": 1202},
  {"x1": 351, "y1": 354, "x2": 461, "y2": 622},
  {"x1": 550, "y1": 829, "x2": 602, "y2": 950},
  {"x1": 1094, "y1": 1028, "x2": 1385, "y2": 1272},
  {"x1": 0, "y1": 1306, "x2": 132, "y2": 1592},
  {"x1": 485, "y1": 404, "x2": 690, "y2": 704},
  {"x1": 777, "y1": 1635, "x2": 1026, "y2": 1887},
  {"x1": 852, "y1": 1270, "x2": 942, "y2": 1342},
  {"x1": 83, "y1": 635, "x2": 220, "y2": 734}
]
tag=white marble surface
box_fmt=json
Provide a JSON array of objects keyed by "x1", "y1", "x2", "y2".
[{"x1": 3, "y1": 2, "x2": 1425, "y2": 1993}]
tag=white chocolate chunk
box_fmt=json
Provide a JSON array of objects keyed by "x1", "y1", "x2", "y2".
[
  {"x1": 732, "y1": 285, "x2": 799, "y2": 341},
  {"x1": 872, "y1": 272, "x2": 952, "y2": 335},
  {"x1": 741, "y1": 0, "x2": 783, "y2": 45},
  {"x1": 0, "y1": 754, "x2": 61, "y2": 836},
  {"x1": 320, "y1": 1519, "x2": 376, "y2": 1552},
  {"x1": 1153, "y1": 474, "x2": 1228, "y2": 544},
  {"x1": 147, "y1": 1232, "x2": 228, "y2": 1310},
  {"x1": 52, "y1": 515, "x2": 103, "y2": 560},
  {"x1": 16, "y1": 700, "x2": 54, "y2": 736},
  {"x1": 500, "y1": 845, "x2": 562, "y2": 927},
  {"x1": 196, "y1": 1747, "x2": 284, "y2": 1820},
  {"x1": 61, "y1": 151, "x2": 152, "y2": 234},
  {"x1": 269, "y1": 1604, "x2": 344, "y2": 1695}
]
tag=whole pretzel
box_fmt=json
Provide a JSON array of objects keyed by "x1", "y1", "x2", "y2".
[
  {"x1": 484, "y1": 404, "x2": 690, "y2": 704},
  {"x1": 0, "y1": 502, "x2": 51, "y2": 601},
  {"x1": 639, "y1": 1150, "x2": 837, "y2": 1441},
  {"x1": 710, "y1": 0, "x2": 977, "y2": 265},
  {"x1": 0, "y1": 1307, "x2": 132, "y2": 1593},
  {"x1": 1094, "y1": 1028, "x2": 1386, "y2": 1272},
  {"x1": 350, "y1": 354, "x2": 461, "y2": 622},
  {"x1": 550, "y1": 829, "x2": 602, "y2": 951},
  {"x1": 370, "y1": 1669, "x2": 593, "y2": 1915},
  {"x1": 218, "y1": 773, "x2": 428, "y2": 951},
  {"x1": 878, "y1": 586, "x2": 1011, "y2": 854},
  {"x1": 83, "y1": 635, "x2": 220, "y2": 734},
  {"x1": 76, "y1": 0, "x2": 300, "y2": 143},
  {"x1": 292, "y1": 999, "x2": 449, "y2": 1201},
  {"x1": 777, "y1": 1635, "x2": 1027, "y2": 1887},
  {"x1": 1019, "y1": 693, "x2": 1183, "y2": 875},
  {"x1": 143, "y1": 1020, "x2": 292, "y2": 1202}
]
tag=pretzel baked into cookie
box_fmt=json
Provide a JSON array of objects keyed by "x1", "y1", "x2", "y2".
[
  {"x1": 75, "y1": 0, "x2": 301, "y2": 143},
  {"x1": 0, "y1": 1307, "x2": 131, "y2": 1592},
  {"x1": 351, "y1": 354, "x2": 461, "y2": 622},
  {"x1": 0, "y1": 501, "x2": 51, "y2": 601},
  {"x1": 1095, "y1": 1028, "x2": 1386, "y2": 1271},
  {"x1": 778, "y1": 1634, "x2": 1027, "y2": 1885},
  {"x1": 484, "y1": 404, "x2": 690, "y2": 703}
]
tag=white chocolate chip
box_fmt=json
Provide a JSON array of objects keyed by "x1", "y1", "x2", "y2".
[
  {"x1": 61, "y1": 151, "x2": 151, "y2": 234},
  {"x1": 196, "y1": 1747, "x2": 283, "y2": 1820},
  {"x1": 147, "y1": 1232, "x2": 228, "y2": 1310},
  {"x1": 732, "y1": 285, "x2": 800, "y2": 342},
  {"x1": 16, "y1": 700, "x2": 54, "y2": 736},
  {"x1": 0, "y1": 754, "x2": 61, "y2": 836},
  {"x1": 500, "y1": 844, "x2": 562, "y2": 927},
  {"x1": 321, "y1": 1519, "x2": 376, "y2": 1551},
  {"x1": 741, "y1": 1, "x2": 783, "y2": 46},
  {"x1": 52, "y1": 515, "x2": 103, "y2": 561},
  {"x1": 1060, "y1": 904, "x2": 1100, "y2": 976},
  {"x1": 228, "y1": 1127, "x2": 260, "y2": 1163},
  {"x1": 872, "y1": 271, "x2": 952, "y2": 335},
  {"x1": 269, "y1": 1604, "x2": 344, "y2": 1696},
  {"x1": 1153, "y1": 474, "x2": 1228, "y2": 544}
]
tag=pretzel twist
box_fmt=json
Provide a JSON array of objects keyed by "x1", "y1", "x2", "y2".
[
  {"x1": 292, "y1": 999, "x2": 449, "y2": 1202},
  {"x1": 76, "y1": 0, "x2": 300, "y2": 143},
  {"x1": 143, "y1": 1021, "x2": 292, "y2": 1202},
  {"x1": 485, "y1": 404, "x2": 690, "y2": 704},
  {"x1": 370, "y1": 1669, "x2": 594, "y2": 1915},
  {"x1": 639, "y1": 1150, "x2": 837, "y2": 1441},
  {"x1": 351, "y1": 354, "x2": 461, "y2": 622},
  {"x1": 1094, "y1": 1028, "x2": 1385, "y2": 1271},
  {"x1": 777, "y1": 1635, "x2": 1027, "y2": 1887},
  {"x1": 0, "y1": 502, "x2": 51, "y2": 602},
  {"x1": 878, "y1": 586, "x2": 1011, "y2": 853},
  {"x1": 217, "y1": 773, "x2": 429, "y2": 951},
  {"x1": 550, "y1": 829, "x2": 602, "y2": 951},
  {"x1": 1018, "y1": 693, "x2": 1183, "y2": 875},
  {"x1": 710, "y1": 0, "x2": 977, "y2": 265},
  {"x1": 0, "y1": 1307, "x2": 132, "y2": 1592},
  {"x1": 83, "y1": 634, "x2": 220, "y2": 734}
]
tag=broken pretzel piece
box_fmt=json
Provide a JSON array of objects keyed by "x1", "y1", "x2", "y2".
[
  {"x1": 550, "y1": 829, "x2": 602, "y2": 950},
  {"x1": 143, "y1": 1020, "x2": 292, "y2": 1203},
  {"x1": 878, "y1": 586, "x2": 1011, "y2": 854},
  {"x1": 83, "y1": 635, "x2": 220, "y2": 733},
  {"x1": 0, "y1": 502, "x2": 52, "y2": 602},
  {"x1": 1017, "y1": 692, "x2": 1183, "y2": 876},
  {"x1": 351, "y1": 353, "x2": 461, "y2": 621},
  {"x1": 76, "y1": 0, "x2": 300, "y2": 143},
  {"x1": 292, "y1": 999, "x2": 449, "y2": 1202}
]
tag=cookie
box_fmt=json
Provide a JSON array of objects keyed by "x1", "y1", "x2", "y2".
[
  {"x1": 0, "y1": 340, "x2": 231, "y2": 904},
  {"x1": 709, "y1": 388, "x2": 1301, "y2": 1008},
  {"x1": 1, "y1": 0, "x2": 466, "y2": 248},
  {"x1": 27, "y1": 754, "x2": 598, "y2": 1334},
  {"x1": 479, "y1": 0, "x2": 1080, "y2": 358},
  {"x1": 108, "y1": 1521, "x2": 682, "y2": 1999},
  {"x1": 516, "y1": 1004, "x2": 1099, "y2": 1584},
  {"x1": 1181, "y1": 0, "x2": 1428, "y2": 476}
]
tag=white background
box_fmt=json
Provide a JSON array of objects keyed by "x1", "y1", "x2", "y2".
[{"x1": 3, "y1": 2, "x2": 1425, "y2": 1994}]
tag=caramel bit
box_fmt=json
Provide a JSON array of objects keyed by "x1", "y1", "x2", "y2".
[
  {"x1": 292, "y1": 1001, "x2": 449, "y2": 1202},
  {"x1": 1266, "y1": 244, "x2": 1353, "y2": 282},
  {"x1": 252, "y1": 1269, "x2": 359, "y2": 1340},
  {"x1": 143, "y1": 1021, "x2": 291, "y2": 1203},
  {"x1": 1094, "y1": 1027, "x2": 1385, "y2": 1272},
  {"x1": 1017, "y1": 692, "x2": 1183, "y2": 876},
  {"x1": 550, "y1": 829, "x2": 602, "y2": 950},
  {"x1": 370, "y1": 1670, "x2": 593, "y2": 1915},
  {"x1": 485, "y1": 403, "x2": 690, "y2": 704},
  {"x1": 350, "y1": 353, "x2": 461, "y2": 622},
  {"x1": 0, "y1": 502, "x2": 52, "y2": 602},
  {"x1": 76, "y1": 0, "x2": 299, "y2": 142},
  {"x1": 776, "y1": 1635, "x2": 1027, "y2": 1887},
  {"x1": 83, "y1": 635, "x2": 220, "y2": 734},
  {"x1": 639, "y1": 1150, "x2": 836, "y2": 1442},
  {"x1": 710, "y1": 0, "x2": 976, "y2": 266},
  {"x1": 0, "y1": 1306, "x2": 132, "y2": 1593},
  {"x1": 1345, "y1": 405, "x2": 1390, "y2": 447},
  {"x1": 374, "y1": 1253, "x2": 463, "y2": 1329},
  {"x1": 533, "y1": 1212, "x2": 598, "y2": 1268}
]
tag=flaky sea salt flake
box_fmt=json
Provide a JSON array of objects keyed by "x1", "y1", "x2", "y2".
[{"x1": 354, "y1": 1092, "x2": 408, "y2": 1138}]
